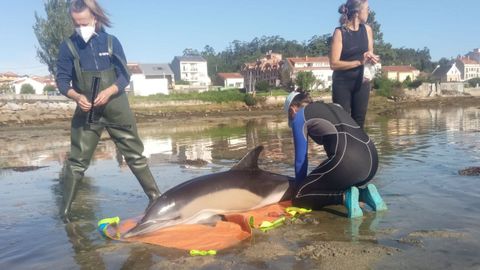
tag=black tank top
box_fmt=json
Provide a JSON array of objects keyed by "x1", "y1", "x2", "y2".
[{"x1": 333, "y1": 24, "x2": 368, "y2": 80}]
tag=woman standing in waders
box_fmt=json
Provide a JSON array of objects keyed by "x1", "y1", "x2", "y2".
[{"x1": 55, "y1": 0, "x2": 161, "y2": 222}]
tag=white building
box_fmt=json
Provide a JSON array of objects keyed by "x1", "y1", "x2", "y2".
[
  {"x1": 432, "y1": 63, "x2": 462, "y2": 82},
  {"x1": 127, "y1": 63, "x2": 174, "y2": 96},
  {"x1": 456, "y1": 56, "x2": 480, "y2": 81},
  {"x1": 13, "y1": 77, "x2": 54, "y2": 95},
  {"x1": 216, "y1": 73, "x2": 244, "y2": 88},
  {"x1": 283, "y1": 56, "x2": 333, "y2": 89},
  {"x1": 171, "y1": 56, "x2": 211, "y2": 88},
  {"x1": 382, "y1": 65, "x2": 420, "y2": 82}
]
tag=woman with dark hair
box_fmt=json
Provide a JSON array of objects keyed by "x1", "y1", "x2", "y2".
[
  {"x1": 56, "y1": 0, "x2": 161, "y2": 222},
  {"x1": 329, "y1": 0, "x2": 379, "y2": 129},
  {"x1": 284, "y1": 91, "x2": 387, "y2": 218}
]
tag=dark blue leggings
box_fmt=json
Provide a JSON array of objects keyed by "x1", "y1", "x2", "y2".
[{"x1": 332, "y1": 78, "x2": 371, "y2": 129}]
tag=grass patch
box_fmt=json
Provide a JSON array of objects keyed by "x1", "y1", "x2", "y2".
[
  {"x1": 129, "y1": 89, "x2": 246, "y2": 104},
  {"x1": 256, "y1": 88, "x2": 289, "y2": 97}
]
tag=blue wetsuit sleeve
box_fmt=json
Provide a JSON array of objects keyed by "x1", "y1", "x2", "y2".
[
  {"x1": 292, "y1": 108, "x2": 308, "y2": 185},
  {"x1": 111, "y1": 36, "x2": 130, "y2": 93},
  {"x1": 55, "y1": 41, "x2": 74, "y2": 96}
]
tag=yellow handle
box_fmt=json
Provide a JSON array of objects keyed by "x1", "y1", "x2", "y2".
[
  {"x1": 285, "y1": 207, "x2": 311, "y2": 217},
  {"x1": 190, "y1": 250, "x2": 217, "y2": 256},
  {"x1": 259, "y1": 216, "x2": 286, "y2": 232},
  {"x1": 97, "y1": 216, "x2": 121, "y2": 239},
  {"x1": 97, "y1": 216, "x2": 120, "y2": 227}
]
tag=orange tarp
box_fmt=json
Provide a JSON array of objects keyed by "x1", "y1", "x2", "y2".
[{"x1": 105, "y1": 201, "x2": 292, "y2": 251}]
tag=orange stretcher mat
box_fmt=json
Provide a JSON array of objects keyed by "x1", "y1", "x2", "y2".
[{"x1": 101, "y1": 201, "x2": 293, "y2": 251}]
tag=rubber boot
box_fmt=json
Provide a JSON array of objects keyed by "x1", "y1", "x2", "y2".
[
  {"x1": 60, "y1": 162, "x2": 84, "y2": 223},
  {"x1": 105, "y1": 112, "x2": 161, "y2": 207},
  {"x1": 61, "y1": 115, "x2": 102, "y2": 222},
  {"x1": 128, "y1": 161, "x2": 161, "y2": 207}
]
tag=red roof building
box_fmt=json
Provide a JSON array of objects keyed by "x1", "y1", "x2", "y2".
[
  {"x1": 455, "y1": 56, "x2": 480, "y2": 81},
  {"x1": 241, "y1": 51, "x2": 283, "y2": 92},
  {"x1": 283, "y1": 56, "x2": 333, "y2": 90},
  {"x1": 216, "y1": 73, "x2": 244, "y2": 88}
]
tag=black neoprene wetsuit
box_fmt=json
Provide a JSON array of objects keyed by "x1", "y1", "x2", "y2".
[{"x1": 290, "y1": 101, "x2": 378, "y2": 209}]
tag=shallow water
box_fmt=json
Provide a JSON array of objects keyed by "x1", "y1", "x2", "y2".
[{"x1": 1, "y1": 106, "x2": 479, "y2": 269}]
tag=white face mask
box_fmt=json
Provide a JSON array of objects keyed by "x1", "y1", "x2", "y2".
[{"x1": 75, "y1": 23, "x2": 96, "y2": 43}]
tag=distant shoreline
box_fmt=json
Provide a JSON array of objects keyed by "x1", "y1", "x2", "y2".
[{"x1": 0, "y1": 94, "x2": 479, "y2": 129}]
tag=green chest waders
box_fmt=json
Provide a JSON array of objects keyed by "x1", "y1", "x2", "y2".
[{"x1": 60, "y1": 35, "x2": 161, "y2": 222}]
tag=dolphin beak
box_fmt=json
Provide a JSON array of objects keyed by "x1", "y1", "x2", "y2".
[{"x1": 123, "y1": 222, "x2": 151, "y2": 238}]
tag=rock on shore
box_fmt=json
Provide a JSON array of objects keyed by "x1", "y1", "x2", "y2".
[{"x1": 0, "y1": 101, "x2": 76, "y2": 126}]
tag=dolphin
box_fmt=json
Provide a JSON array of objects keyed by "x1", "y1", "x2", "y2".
[{"x1": 124, "y1": 146, "x2": 293, "y2": 238}]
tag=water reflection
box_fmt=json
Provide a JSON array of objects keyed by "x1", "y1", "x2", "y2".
[{"x1": 2, "y1": 107, "x2": 478, "y2": 172}]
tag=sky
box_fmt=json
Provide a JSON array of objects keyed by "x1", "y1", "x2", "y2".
[{"x1": 1, "y1": 0, "x2": 478, "y2": 76}]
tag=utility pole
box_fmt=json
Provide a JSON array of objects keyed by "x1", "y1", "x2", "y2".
[{"x1": 248, "y1": 69, "x2": 252, "y2": 94}]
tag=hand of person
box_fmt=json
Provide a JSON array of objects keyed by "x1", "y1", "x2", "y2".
[
  {"x1": 75, "y1": 94, "x2": 92, "y2": 112},
  {"x1": 363, "y1": 51, "x2": 380, "y2": 64},
  {"x1": 94, "y1": 85, "x2": 118, "y2": 107}
]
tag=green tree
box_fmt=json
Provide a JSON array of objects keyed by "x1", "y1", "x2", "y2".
[
  {"x1": 43, "y1": 84, "x2": 57, "y2": 94},
  {"x1": 393, "y1": 47, "x2": 433, "y2": 71},
  {"x1": 295, "y1": 71, "x2": 316, "y2": 91},
  {"x1": 33, "y1": 0, "x2": 74, "y2": 75},
  {"x1": 21, "y1": 84, "x2": 35, "y2": 94},
  {"x1": 407, "y1": 79, "x2": 423, "y2": 89},
  {"x1": 367, "y1": 10, "x2": 396, "y2": 65},
  {"x1": 202, "y1": 45, "x2": 216, "y2": 57},
  {"x1": 436, "y1": 57, "x2": 453, "y2": 67},
  {"x1": 416, "y1": 47, "x2": 434, "y2": 71},
  {"x1": 367, "y1": 11, "x2": 384, "y2": 45},
  {"x1": 184, "y1": 14, "x2": 436, "y2": 78},
  {"x1": 183, "y1": 48, "x2": 200, "y2": 56},
  {"x1": 201, "y1": 45, "x2": 221, "y2": 82},
  {"x1": 373, "y1": 77, "x2": 405, "y2": 100},
  {"x1": 0, "y1": 84, "x2": 14, "y2": 94},
  {"x1": 467, "y1": 78, "x2": 480, "y2": 88},
  {"x1": 244, "y1": 94, "x2": 257, "y2": 106},
  {"x1": 306, "y1": 34, "x2": 332, "y2": 56},
  {"x1": 255, "y1": 81, "x2": 270, "y2": 92}
]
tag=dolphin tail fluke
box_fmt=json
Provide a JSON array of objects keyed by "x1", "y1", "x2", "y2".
[{"x1": 230, "y1": 146, "x2": 264, "y2": 171}]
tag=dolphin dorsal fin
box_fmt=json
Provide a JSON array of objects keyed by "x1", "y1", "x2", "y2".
[{"x1": 230, "y1": 146, "x2": 264, "y2": 171}]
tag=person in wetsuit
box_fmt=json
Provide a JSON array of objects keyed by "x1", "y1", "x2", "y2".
[
  {"x1": 55, "y1": 0, "x2": 161, "y2": 222},
  {"x1": 284, "y1": 91, "x2": 387, "y2": 218},
  {"x1": 329, "y1": 0, "x2": 380, "y2": 129}
]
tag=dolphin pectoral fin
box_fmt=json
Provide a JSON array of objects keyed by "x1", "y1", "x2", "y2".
[{"x1": 230, "y1": 146, "x2": 263, "y2": 171}]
